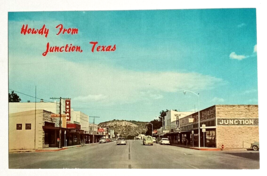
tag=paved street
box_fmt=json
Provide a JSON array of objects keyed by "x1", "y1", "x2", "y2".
[{"x1": 9, "y1": 140, "x2": 259, "y2": 169}]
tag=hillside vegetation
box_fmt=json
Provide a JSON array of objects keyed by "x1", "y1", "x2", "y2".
[{"x1": 99, "y1": 119, "x2": 148, "y2": 139}]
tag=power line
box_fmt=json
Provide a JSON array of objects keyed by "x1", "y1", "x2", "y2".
[{"x1": 9, "y1": 88, "x2": 54, "y2": 103}]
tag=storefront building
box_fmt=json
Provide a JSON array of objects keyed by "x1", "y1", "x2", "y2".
[
  {"x1": 9, "y1": 109, "x2": 94, "y2": 150},
  {"x1": 9, "y1": 109, "x2": 59, "y2": 150},
  {"x1": 165, "y1": 105, "x2": 259, "y2": 149}
]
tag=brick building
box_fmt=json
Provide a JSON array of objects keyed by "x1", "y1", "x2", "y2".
[{"x1": 165, "y1": 105, "x2": 259, "y2": 149}]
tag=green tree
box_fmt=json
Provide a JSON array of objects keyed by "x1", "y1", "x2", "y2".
[
  {"x1": 9, "y1": 91, "x2": 21, "y2": 102},
  {"x1": 159, "y1": 109, "x2": 168, "y2": 123},
  {"x1": 146, "y1": 119, "x2": 162, "y2": 136}
]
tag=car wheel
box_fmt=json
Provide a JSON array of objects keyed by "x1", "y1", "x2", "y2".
[{"x1": 252, "y1": 145, "x2": 259, "y2": 151}]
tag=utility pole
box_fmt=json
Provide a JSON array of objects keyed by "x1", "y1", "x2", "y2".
[
  {"x1": 148, "y1": 123, "x2": 153, "y2": 136},
  {"x1": 50, "y1": 97, "x2": 70, "y2": 148},
  {"x1": 183, "y1": 90, "x2": 200, "y2": 148},
  {"x1": 89, "y1": 116, "x2": 100, "y2": 143},
  {"x1": 34, "y1": 86, "x2": 36, "y2": 149}
]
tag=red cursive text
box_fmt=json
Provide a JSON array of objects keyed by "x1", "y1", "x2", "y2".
[
  {"x1": 21, "y1": 24, "x2": 49, "y2": 38},
  {"x1": 89, "y1": 41, "x2": 116, "y2": 52},
  {"x1": 42, "y1": 42, "x2": 83, "y2": 56}
]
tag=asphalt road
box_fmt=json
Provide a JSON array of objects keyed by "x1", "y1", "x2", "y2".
[{"x1": 9, "y1": 140, "x2": 259, "y2": 169}]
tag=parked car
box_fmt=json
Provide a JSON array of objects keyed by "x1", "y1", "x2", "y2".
[
  {"x1": 135, "y1": 136, "x2": 141, "y2": 140},
  {"x1": 143, "y1": 136, "x2": 153, "y2": 146},
  {"x1": 116, "y1": 138, "x2": 127, "y2": 145},
  {"x1": 99, "y1": 138, "x2": 106, "y2": 144},
  {"x1": 152, "y1": 137, "x2": 156, "y2": 143},
  {"x1": 251, "y1": 142, "x2": 259, "y2": 151},
  {"x1": 106, "y1": 138, "x2": 112, "y2": 142},
  {"x1": 159, "y1": 138, "x2": 170, "y2": 145}
]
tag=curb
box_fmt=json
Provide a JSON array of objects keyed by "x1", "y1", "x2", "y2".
[
  {"x1": 190, "y1": 147, "x2": 221, "y2": 151},
  {"x1": 35, "y1": 148, "x2": 68, "y2": 152}
]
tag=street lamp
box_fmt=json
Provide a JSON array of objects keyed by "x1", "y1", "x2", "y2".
[
  {"x1": 149, "y1": 123, "x2": 153, "y2": 136},
  {"x1": 183, "y1": 90, "x2": 200, "y2": 148}
]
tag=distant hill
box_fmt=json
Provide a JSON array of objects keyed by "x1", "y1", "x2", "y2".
[{"x1": 98, "y1": 120, "x2": 148, "y2": 139}]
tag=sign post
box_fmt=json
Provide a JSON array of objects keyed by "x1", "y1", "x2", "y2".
[
  {"x1": 192, "y1": 130, "x2": 194, "y2": 147},
  {"x1": 202, "y1": 124, "x2": 206, "y2": 147}
]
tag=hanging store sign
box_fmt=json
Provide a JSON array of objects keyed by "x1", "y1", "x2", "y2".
[
  {"x1": 65, "y1": 99, "x2": 71, "y2": 121},
  {"x1": 217, "y1": 118, "x2": 258, "y2": 126},
  {"x1": 98, "y1": 128, "x2": 104, "y2": 132}
]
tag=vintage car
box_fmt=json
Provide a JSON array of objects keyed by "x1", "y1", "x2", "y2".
[
  {"x1": 106, "y1": 138, "x2": 112, "y2": 142},
  {"x1": 99, "y1": 138, "x2": 106, "y2": 144},
  {"x1": 159, "y1": 138, "x2": 170, "y2": 145},
  {"x1": 143, "y1": 136, "x2": 153, "y2": 145},
  {"x1": 251, "y1": 142, "x2": 259, "y2": 151},
  {"x1": 116, "y1": 138, "x2": 127, "y2": 145}
]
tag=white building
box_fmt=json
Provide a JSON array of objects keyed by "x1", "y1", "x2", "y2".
[
  {"x1": 9, "y1": 109, "x2": 59, "y2": 150},
  {"x1": 89, "y1": 124, "x2": 98, "y2": 134},
  {"x1": 71, "y1": 109, "x2": 89, "y2": 133},
  {"x1": 9, "y1": 101, "x2": 68, "y2": 127},
  {"x1": 164, "y1": 110, "x2": 193, "y2": 130}
]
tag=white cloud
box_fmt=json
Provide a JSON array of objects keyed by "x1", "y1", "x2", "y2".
[
  {"x1": 9, "y1": 55, "x2": 225, "y2": 105},
  {"x1": 242, "y1": 89, "x2": 257, "y2": 94},
  {"x1": 211, "y1": 97, "x2": 225, "y2": 103},
  {"x1": 229, "y1": 52, "x2": 247, "y2": 60},
  {"x1": 73, "y1": 94, "x2": 107, "y2": 102},
  {"x1": 254, "y1": 44, "x2": 257, "y2": 53},
  {"x1": 9, "y1": 20, "x2": 226, "y2": 106},
  {"x1": 140, "y1": 91, "x2": 163, "y2": 100}
]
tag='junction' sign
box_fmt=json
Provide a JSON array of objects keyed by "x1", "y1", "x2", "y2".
[{"x1": 217, "y1": 118, "x2": 258, "y2": 126}]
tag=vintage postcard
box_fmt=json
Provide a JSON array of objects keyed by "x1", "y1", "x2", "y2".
[{"x1": 2, "y1": 1, "x2": 265, "y2": 173}]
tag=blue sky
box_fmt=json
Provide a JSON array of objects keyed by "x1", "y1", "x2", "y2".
[{"x1": 8, "y1": 9, "x2": 258, "y2": 123}]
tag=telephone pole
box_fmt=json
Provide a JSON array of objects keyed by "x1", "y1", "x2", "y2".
[
  {"x1": 89, "y1": 116, "x2": 100, "y2": 143},
  {"x1": 50, "y1": 97, "x2": 70, "y2": 148}
]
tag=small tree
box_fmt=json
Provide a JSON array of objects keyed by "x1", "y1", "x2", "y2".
[{"x1": 9, "y1": 91, "x2": 21, "y2": 102}]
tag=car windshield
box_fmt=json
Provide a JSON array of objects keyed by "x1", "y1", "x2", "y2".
[{"x1": 162, "y1": 138, "x2": 169, "y2": 140}]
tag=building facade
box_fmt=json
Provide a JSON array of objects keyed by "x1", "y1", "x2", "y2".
[
  {"x1": 71, "y1": 110, "x2": 89, "y2": 133},
  {"x1": 9, "y1": 109, "x2": 58, "y2": 150},
  {"x1": 164, "y1": 110, "x2": 193, "y2": 131},
  {"x1": 165, "y1": 105, "x2": 259, "y2": 149}
]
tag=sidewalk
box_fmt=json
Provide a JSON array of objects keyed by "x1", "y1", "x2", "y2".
[
  {"x1": 169, "y1": 143, "x2": 248, "y2": 151},
  {"x1": 10, "y1": 142, "x2": 99, "y2": 153}
]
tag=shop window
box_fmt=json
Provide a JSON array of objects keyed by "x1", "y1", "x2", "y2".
[
  {"x1": 16, "y1": 124, "x2": 22, "y2": 130},
  {"x1": 25, "y1": 123, "x2": 31, "y2": 130},
  {"x1": 206, "y1": 130, "x2": 216, "y2": 147},
  {"x1": 210, "y1": 120, "x2": 215, "y2": 126}
]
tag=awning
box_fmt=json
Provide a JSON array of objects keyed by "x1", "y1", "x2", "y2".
[{"x1": 42, "y1": 126, "x2": 68, "y2": 130}]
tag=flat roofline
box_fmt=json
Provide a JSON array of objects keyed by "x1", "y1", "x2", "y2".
[
  {"x1": 180, "y1": 104, "x2": 258, "y2": 118},
  {"x1": 9, "y1": 109, "x2": 53, "y2": 115}
]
